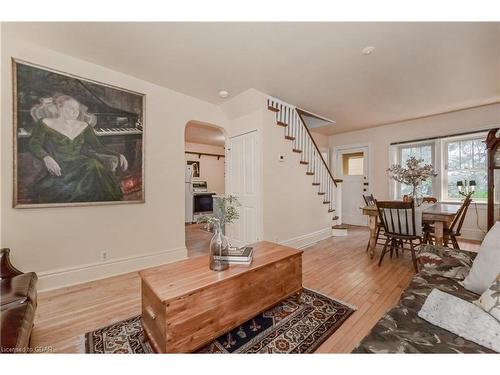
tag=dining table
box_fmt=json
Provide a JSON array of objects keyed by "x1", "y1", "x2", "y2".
[{"x1": 361, "y1": 202, "x2": 461, "y2": 259}]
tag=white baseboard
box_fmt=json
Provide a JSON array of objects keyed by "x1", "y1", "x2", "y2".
[
  {"x1": 37, "y1": 246, "x2": 187, "y2": 292},
  {"x1": 332, "y1": 227, "x2": 348, "y2": 237},
  {"x1": 279, "y1": 227, "x2": 332, "y2": 249},
  {"x1": 460, "y1": 228, "x2": 486, "y2": 242}
]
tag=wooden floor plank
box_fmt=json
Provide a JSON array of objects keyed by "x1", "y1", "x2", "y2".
[{"x1": 30, "y1": 225, "x2": 479, "y2": 353}]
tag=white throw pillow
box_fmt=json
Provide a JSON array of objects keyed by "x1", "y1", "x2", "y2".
[
  {"x1": 474, "y1": 273, "x2": 500, "y2": 322},
  {"x1": 462, "y1": 221, "x2": 500, "y2": 294}
]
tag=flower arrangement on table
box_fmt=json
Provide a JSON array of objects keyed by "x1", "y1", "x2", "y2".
[
  {"x1": 387, "y1": 156, "x2": 437, "y2": 205},
  {"x1": 197, "y1": 194, "x2": 240, "y2": 231},
  {"x1": 197, "y1": 194, "x2": 241, "y2": 271}
]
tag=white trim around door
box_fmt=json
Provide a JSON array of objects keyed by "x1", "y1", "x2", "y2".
[{"x1": 333, "y1": 143, "x2": 373, "y2": 226}]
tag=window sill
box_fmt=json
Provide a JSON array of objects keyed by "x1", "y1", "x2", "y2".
[{"x1": 440, "y1": 200, "x2": 487, "y2": 207}]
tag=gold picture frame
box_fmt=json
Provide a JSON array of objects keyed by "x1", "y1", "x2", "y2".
[{"x1": 12, "y1": 58, "x2": 146, "y2": 208}]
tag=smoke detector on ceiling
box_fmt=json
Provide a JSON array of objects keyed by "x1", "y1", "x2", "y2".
[
  {"x1": 218, "y1": 90, "x2": 230, "y2": 98},
  {"x1": 362, "y1": 46, "x2": 376, "y2": 55}
]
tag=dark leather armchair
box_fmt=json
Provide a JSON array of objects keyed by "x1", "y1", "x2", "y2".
[{"x1": 0, "y1": 248, "x2": 38, "y2": 353}]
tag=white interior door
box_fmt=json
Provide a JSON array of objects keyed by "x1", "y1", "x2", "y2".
[
  {"x1": 337, "y1": 147, "x2": 369, "y2": 226},
  {"x1": 226, "y1": 130, "x2": 261, "y2": 247}
]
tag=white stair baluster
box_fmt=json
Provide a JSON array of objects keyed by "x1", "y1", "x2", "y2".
[
  {"x1": 325, "y1": 167, "x2": 328, "y2": 199},
  {"x1": 330, "y1": 181, "x2": 334, "y2": 210},
  {"x1": 294, "y1": 110, "x2": 299, "y2": 149},
  {"x1": 321, "y1": 164, "x2": 325, "y2": 193},
  {"x1": 312, "y1": 148, "x2": 316, "y2": 177},
  {"x1": 321, "y1": 164, "x2": 324, "y2": 188},
  {"x1": 305, "y1": 134, "x2": 309, "y2": 165},
  {"x1": 329, "y1": 180, "x2": 332, "y2": 205},
  {"x1": 267, "y1": 97, "x2": 338, "y2": 218},
  {"x1": 309, "y1": 139, "x2": 313, "y2": 173},
  {"x1": 325, "y1": 166, "x2": 328, "y2": 196},
  {"x1": 325, "y1": 169, "x2": 330, "y2": 204},
  {"x1": 307, "y1": 136, "x2": 310, "y2": 165},
  {"x1": 301, "y1": 125, "x2": 305, "y2": 160},
  {"x1": 285, "y1": 106, "x2": 290, "y2": 137}
]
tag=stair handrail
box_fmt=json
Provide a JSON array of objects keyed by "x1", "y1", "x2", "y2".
[
  {"x1": 267, "y1": 96, "x2": 342, "y2": 187},
  {"x1": 295, "y1": 108, "x2": 338, "y2": 187}
]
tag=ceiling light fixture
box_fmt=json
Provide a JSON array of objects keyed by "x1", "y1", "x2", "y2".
[
  {"x1": 218, "y1": 90, "x2": 230, "y2": 98},
  {"x1": 361, "y1": 46, "x2": 376, "y2": 55}
]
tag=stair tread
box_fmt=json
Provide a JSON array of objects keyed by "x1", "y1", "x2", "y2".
[
  {"x1": 332, "y1": 224, "x2": 348, "y2": 230},
  {"x1": 272, "y1": 100, "x2": 341, "y2": 222}
]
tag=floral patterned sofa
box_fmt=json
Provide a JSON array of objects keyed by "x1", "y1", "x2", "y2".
[{"x1": 352, "y1": 245, "x2": 497, "y2": 353}]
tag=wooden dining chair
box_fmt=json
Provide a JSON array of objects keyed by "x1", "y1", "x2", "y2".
[
  {"x1": 421, "y1": 197, "x2": 437, "y2": 234},
  {"x1": 363, "y1": 194, "x2": 376, "y2": 206},
  {"x1": 422, "y1": 196, "x2": 472, "y2": 249},
  {"x1": 375, "y1": 200, "x2": 421, "y2": 272},
  {"x1": 363, "y1": 194, "x2": 385, "y2": 252}
]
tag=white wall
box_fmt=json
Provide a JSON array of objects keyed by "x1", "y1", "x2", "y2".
[
  {"x1": 185, "y1": 142, "x2": 225, "y2": 194},
  {"x1": 311, "y1": 131, "x2": 330, "y2": 151},
  {"x1": 263, "y1": 108, "x2": 333, "y2": 247},
  {"x1": 2, "y1": 27, "x2": 496, "y2": 294},
  {"x1": 0, "y1": 31, "x2": 335, "y2": 291},
  {"x1": 0, "y1": 25, "x2": 2, "y2": 248},
  {"x1": 1, "y1": 32, "x2": 227, "y2": 290},
  {"x1": 220, "y1": 89, "x2": 333, "y2": 248},
  {"x1": 329, "y1": 103, "x2": 500, "y2": 240}
]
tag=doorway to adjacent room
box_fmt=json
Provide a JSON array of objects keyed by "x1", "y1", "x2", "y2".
[{"x1": 334, "y1": 144, "x2": 371, "y2": 226}]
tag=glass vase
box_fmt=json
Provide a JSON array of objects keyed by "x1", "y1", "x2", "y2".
[
  {"x1": 213, "y1": 196, "x2": 226, "y2": 235},
  {"x1": 412, "y1": 186, "x2": 423, "y2": 207},
  {"x1": 209, "y1": 221, "x2": 229, "y2": 271}
]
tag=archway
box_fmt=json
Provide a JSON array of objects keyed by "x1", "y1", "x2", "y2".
[{"x1": 184, "y1": 120, "x2": 227, "y2": 257}]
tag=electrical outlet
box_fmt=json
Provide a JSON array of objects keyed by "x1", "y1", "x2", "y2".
[{"x1": 101, "y1": 250, "x2": 109, "y2": 261}]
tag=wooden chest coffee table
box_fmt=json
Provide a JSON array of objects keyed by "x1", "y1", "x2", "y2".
[{"x1": 139, "y1": 241, "x2": 303, "y2": 353}]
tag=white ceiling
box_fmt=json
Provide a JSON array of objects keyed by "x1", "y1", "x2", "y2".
[
  {"x1": 185, "y1": 121, "x2": 225, "y2": 146},
  {"x1": 4, "y1": 22, "x2": 500, "y2": 134},
  {"x1": 300, "y1": 113, "x2": 335, "y2": 130}
]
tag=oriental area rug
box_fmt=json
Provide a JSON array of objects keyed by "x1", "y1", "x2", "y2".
[{"x1": 84, "y1": 288, "x2": 355, "y2": 354}]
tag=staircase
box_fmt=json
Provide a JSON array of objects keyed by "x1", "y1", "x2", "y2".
[{"x1": 267, "y1": 97, "x2": 343, "y2": 231}]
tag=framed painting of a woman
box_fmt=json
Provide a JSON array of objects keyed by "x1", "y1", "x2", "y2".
[{"x1": 13, "y1": 59, "x2": 145, "y2": 208}]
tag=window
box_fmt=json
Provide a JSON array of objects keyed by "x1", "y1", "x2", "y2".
[
  {"x1": 342, "y1": 152, "x2": 364, "y2": 176},
  {"x1": 391, "y1": 131, "x2": 489, "y2": 202},
  {"x1": 444, "y1": 136, "x2": 487, "y2": 202},
  {"x1": 396, "y1": 143, "x2": 434, "y2": 198}
]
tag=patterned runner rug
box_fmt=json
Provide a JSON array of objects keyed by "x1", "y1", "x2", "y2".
[{"x1": 85, "y1": 288, "x2": 355, "y2": 354}]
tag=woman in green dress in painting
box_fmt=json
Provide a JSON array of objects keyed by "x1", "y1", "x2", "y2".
[{"x1": 29, "y1": 95, "x2": 128, "y2": 204}]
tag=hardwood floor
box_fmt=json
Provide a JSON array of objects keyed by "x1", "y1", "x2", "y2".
[{"x1": 30, "y1": 225, "x2": 479, "y2": 353}]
